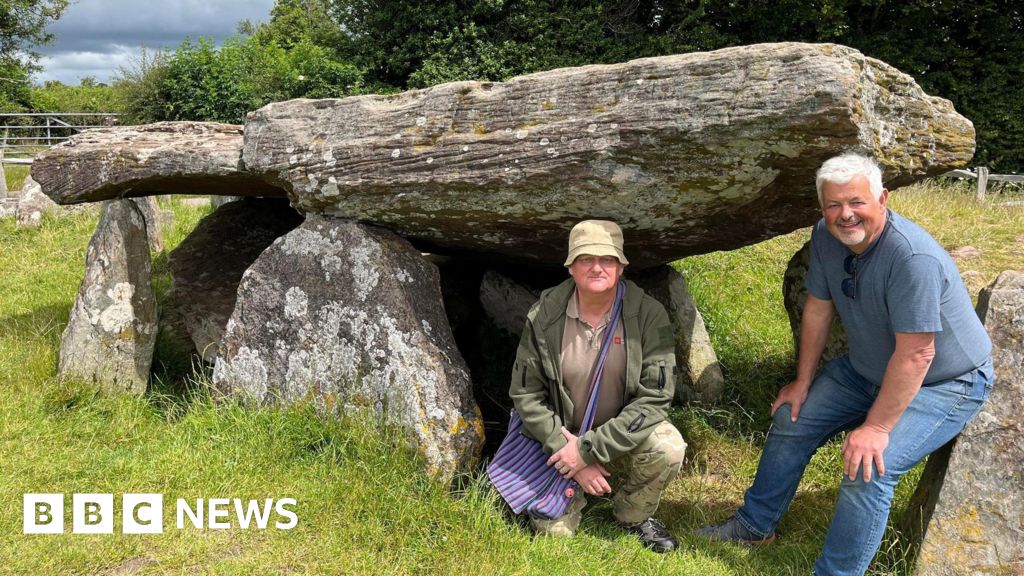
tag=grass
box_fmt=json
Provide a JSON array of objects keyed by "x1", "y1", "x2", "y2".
[
  {"x1": 0, "y1": 181, "x2": 1020, "y2": 575},
  {"x1": 3, "y1": 164, "x2": 30, "y2": 193}
]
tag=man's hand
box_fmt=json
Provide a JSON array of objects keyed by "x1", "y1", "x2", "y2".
[
  {"x1": 547, "y1": 427, "x2": 586, "y2": 478},
  {"x1": 842, "y1": 423, "x2": 890, "y2": 482},
  {"x1": 574, "y1": 463, "x2": 612, "y2": 496},
  {"x1": 771, "y1": 380, "x2": 810, "y2": 422}
]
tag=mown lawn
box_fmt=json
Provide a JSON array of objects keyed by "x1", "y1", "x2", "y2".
[{"x1": 0, "y1": 180, "x2": 1020, "y2": 575}]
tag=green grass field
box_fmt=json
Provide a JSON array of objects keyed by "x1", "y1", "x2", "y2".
[{"x1": 0, "y1": 181, "x2": 1020, "y2": 575}]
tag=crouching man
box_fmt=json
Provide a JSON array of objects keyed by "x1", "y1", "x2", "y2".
[
  {"x1": 510, "y1": 219, "x2": 686, "y2": 552},
  {"x1": 698, "y1": 153, "x2": 993, "y2": 576}
]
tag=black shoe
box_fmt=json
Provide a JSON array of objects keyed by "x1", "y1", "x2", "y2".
[
  {"x1": 623, "y1": 517, "x2": 677, "y2": 553},
  {"x1": 696, "y1": 516, "x2": 776, "y2": 546}
]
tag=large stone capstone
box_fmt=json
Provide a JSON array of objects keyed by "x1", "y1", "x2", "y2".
[
  {"x1": 911, "y1": 271, "x2": 1024, "y2": 575},
  {"x1": 243, "y1": 42, "x2": 973, "y2": 267},
  {"x1": 212, "y1": 216, "x2": 484, "y2": 482},
  {"x1": 34, "y1": 43, "x2": 973, "y2": 268},
  {"x1": 33, "y1": 122, "x2": 284, "y2": 204},
  {"x1": 58, "y1": 200, "x2": 157, "y2": 393}
]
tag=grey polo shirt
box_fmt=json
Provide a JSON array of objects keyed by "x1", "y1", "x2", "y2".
[
  {"x1": 561, "y1": 289, "x2": 626, "y2": 432},
  {"x1": 805, "y1": 209, "x2": 991, "y2": 385}
]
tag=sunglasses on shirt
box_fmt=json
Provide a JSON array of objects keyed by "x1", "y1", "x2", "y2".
[{"x1": 842, "y1": 255, "x2": 858, "y2": 299}]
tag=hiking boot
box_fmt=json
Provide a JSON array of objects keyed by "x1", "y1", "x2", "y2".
[
  {"x1": 623, "y1": 517, "x2": 677, "y2": 553},
  {"x1": 696, "y1": 516, "x2": 776, "y2": 546}
]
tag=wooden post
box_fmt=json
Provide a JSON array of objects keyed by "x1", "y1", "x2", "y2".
[{"x1": 976, "y1": 166, "x2": 989, "y2": 202}]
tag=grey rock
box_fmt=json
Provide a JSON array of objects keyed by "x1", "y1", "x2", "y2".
[
  {"x1": 212, "y1": 216, "x2": 484, "y2": 482},
  {"x1": 15, "y1": 176, "x2": 58, "y2": 228},
  {"x1": 478, "y1": 270, "x2": 541, "y2": 337},
  {"x1": 58, "y1": 200, "x2": 157, "y2": 393},
  {"x1": 211, "y1": 195, "x2": 241, "y2": 208},
  {"x1": 783, "y1": 240, "x2": 848, "y2": 364},
  {"x1": 910, "y1": 271, "x2": 1024, "y2": 575},
  {"x1": 32, "y1": 122, "x2": 285, "y2": 205},
  {"x1": 130, "y1": 196, "x2": 165, "y2": 253},
  {"x1": 244, "y1": 42, "x2": 973, "y2": 267},
  {"x1": 0, "y1": 197, "x2": 18, "y2": 218},
  {"x1": 169, "y1": 198, "x2": 303, "y2": 362},
  {"x1": 633, "y1": 265, "x2": 725, "y2": 404}
]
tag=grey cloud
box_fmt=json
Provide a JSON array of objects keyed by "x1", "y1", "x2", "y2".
[{"x1": 35, "y1": 0, "x2": 274, "y2": 83}]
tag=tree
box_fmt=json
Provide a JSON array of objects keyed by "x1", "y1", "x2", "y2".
[{"x1": 0, "y1": 0, "x2": 69, "y2": 108}]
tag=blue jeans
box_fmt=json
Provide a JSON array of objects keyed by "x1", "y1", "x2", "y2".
[{"x1": 735, "y1": 355, "x2": 993, "y2": 576}]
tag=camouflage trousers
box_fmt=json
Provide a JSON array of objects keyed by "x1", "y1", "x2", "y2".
[{"x1": 530, "y1": 420, "x2": 686, "y2": 537}]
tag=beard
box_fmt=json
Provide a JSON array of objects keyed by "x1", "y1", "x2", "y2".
[{"x1": 830, "y1": 220, "x2": 866, "y2": 247}]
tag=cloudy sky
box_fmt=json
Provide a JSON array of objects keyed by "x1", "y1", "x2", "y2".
[{"x1": 35, "y1": 0, "x2": 276, "y2": 85}]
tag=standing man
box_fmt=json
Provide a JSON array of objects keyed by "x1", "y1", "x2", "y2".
[
  {"x1": 697, "y1": 153, "x2": 993, "y2": 575},
  {"x1": 509, "y1": 220, "x2": 686, "y2": 553}
]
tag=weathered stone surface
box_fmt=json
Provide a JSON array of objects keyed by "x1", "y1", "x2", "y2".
[
  {"x1": 0, "y1": 197, "x2": 16, "y2": 219},
  {"x1": 911, "y1": 271, "x2": 1024, "y2": 575},
  {"x1": 633, "y1": 265, "x2": 725, "y2": 404},
  {"x1": 783, "y1": 240, "x2": 848, "y2": 363},
  {"x1": 479, "y1": 270, "x2": 541, "y2": 337},
  {"x1": 212, "y1": 216, "x2": 484, "y2": 481},
  {"x1": 15, "y1": 176, "x2": 58, "y2": 228},
  {"x1": 169, "y1": 198, "x2": 303, "y2": 362},
  {"x1": 59, "y1": 200, "x2": 156, "y2": 393},
  {"x1": 245, "y1": 42, "x2": 973, "y2": 267},
  {"x1": 33, "y1": 122, "x2": 285, "y2": 205},
  {"x1": 130, "y1": 196, "x2": 165, "y2": 253},
  {"x1": 211, "y1": 195, "x2": 241, "y2": 208}
]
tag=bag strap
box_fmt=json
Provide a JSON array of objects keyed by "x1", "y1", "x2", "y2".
[{"x1": 577, "y1": 280, "x2": 625, "y2": 434}]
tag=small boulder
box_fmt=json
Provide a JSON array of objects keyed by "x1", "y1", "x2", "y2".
[
  {"x1": 15, "y1": 176, "x2": 58, "y2": 228},
  {"x1": 169, "y1": 198, "x2": 303, "y2": 362},
  {"x1": 58, "y1": 200, "x2": 157, "y2": 393},
  {"x1": 212, "y1": 216, "x2": 484, "y2": 482}
]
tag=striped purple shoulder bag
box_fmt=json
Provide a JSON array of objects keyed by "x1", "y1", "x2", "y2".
[{"x1": 487, "y1": 281, "x2": 624, "y2": 520}]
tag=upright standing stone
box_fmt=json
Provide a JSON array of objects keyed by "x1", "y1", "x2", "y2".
[
  {"x1": 58, "y1": 200, "x2": 157, "y2": 394},
  {"x1": 633, "y1": 265, "x2": 725, "y2": 404},
  {"x1": 912, "y1": 271, "x2": 1024, "y2": 575},
  {"x1": 131, "y1": 196, "x2": 165, "y2": 253},
  {"x1": 213, "y1": 216, "x2": 484, "y2": 482},
  {"x1": 783, "y1": 240, "x2": 848, "y2": 363},
  {"x1": 169, "y1": 198, "x2": 303, "y2": 362},
  {"x1": 478, "y1": 270, "x2": 541, "y2": 337}
]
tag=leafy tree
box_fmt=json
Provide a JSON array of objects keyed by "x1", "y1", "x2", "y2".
[
  {"x1": 0, "y1": 0, "x2": 69, "y2": 109},
  {"x1": 132, "y1": 35, "x2": 363, "y2": 124},
  {"x1": 113, "y1": 48, "x2": 172, "y2": 123},
  {"x1": 29, "y1": 78, "x2": 121, "y2": 113}
]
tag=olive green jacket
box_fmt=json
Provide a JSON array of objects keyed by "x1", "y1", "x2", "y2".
[{"x1": 509, "y1": 278, "x2": 676, "y2": 465}]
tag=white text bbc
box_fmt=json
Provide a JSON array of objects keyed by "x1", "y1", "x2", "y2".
[{"x1": 23, "y1": 494, "x2": 298, "y2": 534}]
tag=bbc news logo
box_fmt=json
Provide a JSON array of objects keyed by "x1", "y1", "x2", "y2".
[{"x1": 24, "y1": 494, "x2": 298, "y2": 534}]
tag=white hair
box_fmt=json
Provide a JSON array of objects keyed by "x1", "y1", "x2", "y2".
[{"x1": 815, "y1": 153, "x2": 884, "y2": 203}]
